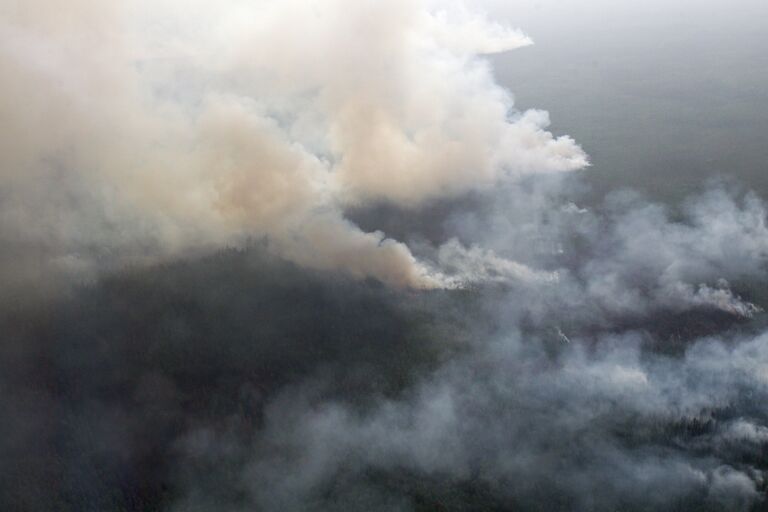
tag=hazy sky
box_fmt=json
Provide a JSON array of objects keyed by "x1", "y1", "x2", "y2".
[
  {"x1": 484, "y1": 0, "x2": 767, "y2": 39},
  {"x1": 485, "y1": 0, "x2": 768, "y2": 201}
]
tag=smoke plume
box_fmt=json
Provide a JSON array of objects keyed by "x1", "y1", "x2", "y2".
[
  {"x1": 0, "y1": 0, "x2": 586, "y2": 289},
  {"x1": 1, "y1": 1, "x2": 766, "y2": 511}
]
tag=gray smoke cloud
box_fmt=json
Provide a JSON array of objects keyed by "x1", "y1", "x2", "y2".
[
  {"x1": 162, "y1": 179, "x2": 768, "y2": 511},
  {"x1": 444, "y1": 182, "x2": 768, "y2": 325},
  {"x1": 1, "y1": 1, "x2": 767, "y2": 511},
  {"x1": 220, "y1": 329, "x2": 767, "y2": 511}
]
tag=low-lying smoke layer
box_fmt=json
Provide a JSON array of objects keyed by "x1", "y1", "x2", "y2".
[
  {"x1": 1, "y1": 226, "x2": 766, "y2": 511},
  {"x1": 1, "y1": 1, "x2": 767, "y2": 511}
]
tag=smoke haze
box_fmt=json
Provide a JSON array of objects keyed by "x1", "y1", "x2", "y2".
[{"x1": 1, "y1": 1, "x2": 767, "y2": 511}]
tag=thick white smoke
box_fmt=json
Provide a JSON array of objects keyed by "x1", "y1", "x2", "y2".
[{"x1": 0, "y1": 0, "x2": 587, "y2": 289}]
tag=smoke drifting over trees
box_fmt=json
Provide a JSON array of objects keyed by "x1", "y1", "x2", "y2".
[{"x1": 1, "y1": 1, "x2": 767, "y2": 511}]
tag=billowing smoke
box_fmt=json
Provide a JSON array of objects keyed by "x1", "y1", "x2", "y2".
[
  {"x1": 1, "y1": 1, "x2": 767, "y2": 511},
  {"x1": 0, "y1": 0, "x2": 585, "y2": 289}
]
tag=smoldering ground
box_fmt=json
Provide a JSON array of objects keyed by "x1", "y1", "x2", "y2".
[{"x1": 1, "y1": 0, "x2": 768, "y2": 511}]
